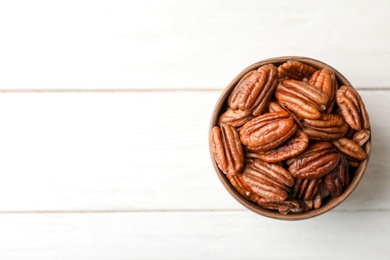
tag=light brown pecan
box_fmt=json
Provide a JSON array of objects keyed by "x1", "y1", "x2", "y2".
[
  {"x1": 287, "y1": 142, "x2": 340, "y2": 179},
  {"x1": 268, "y1": 101, "x2": 285, "y2": 113},
  {"x1": 218, "y1": 108, "x2": 252, "y2": 128},
  {"x1": 245, "y1": 130, "x2": 309, "y2": 163},
  {"x1": 302, "y1": 113, "x2": 349, "y2": 140},
  {"x1": 269, "y1": 101, "x2": 304, "y2": 129},
  {"x1": 336, "y1": 86, "x2": 370, "y2": 131},
  {"x1": 243, "y1": 159, "x2": 294, "y2": 201},
  {"x1": 291, "y1": 178, "x2": 321, "y2": 200},
  {"x1": 313, "y1": 191, "x2": 322, "y2": 209},
  {"x1": 309, "y1": 68, "x2": 337, "y2": 113},
  {"x1": 278, "y1": 60, "x2": 317, "y2": 80},
  {"x1": 226, "y1": 174, "x2": 260, "y2": 203},
  {"x1": 257, "y1": 198, "x2": 306, "y2": 215},
  {"x1": 210, "y1": 124, "x2": 244, "y2": 175},
  {"x1": 304, "y1": 191, "x2": 322, "y2": 210},
  {"x1": 239, "y1": 110, "x2": 297, "y2": 152},
  {"x1": 228, "y1": 64, "x2": 279, "y2": 116},
  {"x1": 332, "y1": 137, "x2": 367, "y2": 161},
  {"x1": 323, "y1": 156, "x2": 349, "y2": 197},
  {"x1": 352, "y1": 130, "x2": 371, "y2": 147},
  {"x1": 275, "y1": 79, "x2": 329, "y2": 119}
]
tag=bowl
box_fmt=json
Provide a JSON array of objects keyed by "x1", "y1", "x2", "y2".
[{"x1": 209, "y1": 56, "x2": 371, "y2": 220}]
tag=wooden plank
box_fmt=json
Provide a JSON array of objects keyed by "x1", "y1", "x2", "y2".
[
  {"x1": 0, "y1": 90, "x2": 387, "y2": 211},
  {"x1": 0, "y1": 0, "x2": 390, "y2": 90},
  {"x1": 0, "y1": 211, "x2": 389, "y2": 259}
]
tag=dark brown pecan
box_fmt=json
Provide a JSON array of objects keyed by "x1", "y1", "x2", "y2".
[
  {"x1": 226, "y1": 174, "x2": 260, "y2": 203},
  {"x1": 210, "y1": 125, "x2": 244, "y2": 175},
  {"x1": 291, "y1": 178, "x2": 321, "y2": 200},
  {"x1": 332, "y1": 137, "x2": 367, "y2": 161},
  {"x1": 239, "y1": 110, "x2": 297, "y2": 152},
  {"x1": 243, "y1": 159, "x2": 294, "y2": 201},
  {"x1": 348, "y1": 160, "x2": 360, "y2": 168},
  {"x1": 278, "y1": 60, "x2": 317, "y2": 80},
  {"x1": 257, "y1": 198, "x2": 306, "y2": 215},
  {"x1": 352, "y1": 130, "x2": 370, "y2": 147},
  {"x1": 275, "y1": 79, "x2": 329, "y2": 119},
  {"x1": 345, "y1": 126, "x2": 357, "y2": 139},
  {"x1": 336, "y1": 86, "x2": 370, "y2": 131},
  {"x1": 323, "y1": 156, "x2": 349, "y2": 197},
  {"x1": 245, "y1": 130, "x2": 309, "y2": 163},
  {"x1": 309, "y1": 68, "x2": 337, "y2": 113},
  {"x1": 287, "y1": 142, "x2": 340, "y2": 179},
  {"x1": 218, "y1": 108, "x2": 252, "y2": 128},
  {"x1": 228, "y1": 64, "x2": 279, "y2": 116},
  {"x1": 302, "y1": 113, "x2": 349, "y2": 140}
]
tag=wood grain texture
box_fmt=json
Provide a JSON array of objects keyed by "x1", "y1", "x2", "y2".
[
  {"x1": 0, "y1": 90, "x2": 387, "y2": 212},
  {"x1": 0, "y1": 0, "x2": 390, "y2": 90},
  {"x1": 0, "y1": 211, "x2": 389, "y2": 259}
]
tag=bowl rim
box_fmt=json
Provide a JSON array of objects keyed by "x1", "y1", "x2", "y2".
[{"x1": 209, "y1": 56, "x2": 371, "y2": 220}]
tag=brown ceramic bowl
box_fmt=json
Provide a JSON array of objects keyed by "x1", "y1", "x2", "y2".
[{"x1": 209, "y1": 56, "x2": 371, "y2": 220}]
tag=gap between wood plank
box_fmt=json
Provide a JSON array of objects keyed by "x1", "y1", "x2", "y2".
[
  {"x1": 0, "y1": 87, "x2": 389, "y2": 93},
  {"x1": 0, "y1": 208, "x2": 389, "y2": 214}
]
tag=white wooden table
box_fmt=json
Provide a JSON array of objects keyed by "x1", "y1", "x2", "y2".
[{"x1": 1, "y1": 1, "x2": 390, "y2": 259}]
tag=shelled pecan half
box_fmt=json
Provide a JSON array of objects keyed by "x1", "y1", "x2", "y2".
[
  {"x1": 239, "y1": 110, "x2": 297, "y2": 152},
  {"x1": 336, "y1": 85, "x2": 370, "y2": 131},
  {"x1": 309, "y1": 68, "x2": 337, "y2": 112},
  {"x1": 228, "y1": 64, "x2": 279, "y2": 116},
  {"x1": 257, "y1": 198, "x2": 307, "y2": 215},
  {"x1": 291, "y1": 178, "x2": 321, "y2": 200},
  {"x1": 218, "y1": 108, "x2": 252, "y2": 128},
  {"x1": 278, "y1": 60, "x2": 317, "y2": 80},
  {"x1": 242, "y1": 159, "x2": 294, "y2": 201},
  {"x1": 210, "y1": 124, "x2": 244, "y2": 175},
  {"x1": 331, "y1": 137, "x2": 367, "y2": 161},
  {"x1": 287, "y1": 142, "x2": 340, "y2": 179},
  {"x1": 226, "y1": 174, "x2": 260, "y2": 203},
  {"x1": 302, "y1": 113, "x2": 349, "y2": 140},
  {"x1": 275, "y1": 79, "x2": 329, "y2": 119},
  {"x1": 352, "y1": 130, "x2": 371, "y2": 147},
  {"x1": 323, "y1": 156, "x2": 349, "y2": 197},
  {"x1": 245, "y1": 130, "x2": 309, "y2": 163}
]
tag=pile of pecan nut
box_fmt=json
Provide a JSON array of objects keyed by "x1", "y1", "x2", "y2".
[{"x1": 210, "y1": 60, "x2": 370, "y2": 215}]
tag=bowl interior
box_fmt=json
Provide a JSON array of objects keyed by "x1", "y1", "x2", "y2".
[{"x1": 209, "y1": 56, "x2": 371, "y2": 220}]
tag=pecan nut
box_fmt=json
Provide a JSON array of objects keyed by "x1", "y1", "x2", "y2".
[
  {"x1": 226, "y1": 174, "x2": 260, "y2": 203},
  {"x1": 239, "y1": 110, "x2": 297, "y2": 152},
  {"x1": 228, "y1": 64, "x2": 279, "y2": 116},
  {"x1": 323, "y1": 156, "x2": 349, "y2": 197},
  {"x1": 268, "y1": 101, "x2": 285, "y2": 113},
  {"x1": 275, "y1": 79, "x2": 329, "y2": 119},
  {"x1": 218, "y1": 108, "x2": 252, "y2": 128},
  {"x1": 302, "y1": 113, "x2": 349, "y2": 140},
  {"x1": 278, "y1": 60, "x2": 317, "y2": 80},
  {"x1": 242, "y1": 159, "x2": 294, "y2": 201},
  {"x1": 291, "y1": 178, "x2": 321, "y2": 200},
  {"x1": 332, "y1": 137, "x2": 367, "y2": 161},
  {"x1": 210, "y1": 124, "x2": 244, "y2": 175},
  {"x1": 352, "y1": 130, "x2": 370, "y2": 147},
  {"x1": 287, "y1": 142, "x2": 340, "y2": 179},
  {"x1": 309, "y1": 68, "x2": 337, "y2": 113},
  {"x1": 303, "y1": 191, "x2": 322, "y2": 210},
  {"x1": 245, "y1": 130, "x2": 309, "y2": 163},
  {"x1": 336, "y1": 85, "x2": 370, "y2": 131},
  {"x1": 257, "y1": 198, "x2": 306, "y2": 215}
]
